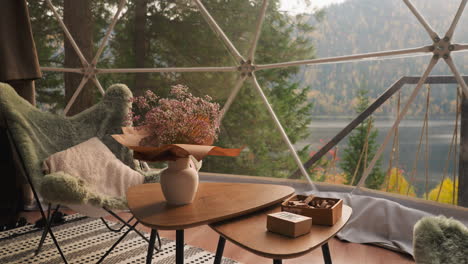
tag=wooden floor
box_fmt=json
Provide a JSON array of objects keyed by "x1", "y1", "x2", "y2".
[{"x1": 19, "y1": 209, "x2": 415, "y2": 264}]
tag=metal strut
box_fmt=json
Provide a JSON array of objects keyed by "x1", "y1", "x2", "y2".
[
  {"x1": 101, "y1": 216, "x2": 135, "y2": 232},
  {"x1": 103, "y1": 208, "x2": 162, "y2": 251}
]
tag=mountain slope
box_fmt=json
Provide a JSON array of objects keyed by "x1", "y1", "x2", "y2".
[{"x1": 301, "y1": 0, "x2": 468, "y2": 116}]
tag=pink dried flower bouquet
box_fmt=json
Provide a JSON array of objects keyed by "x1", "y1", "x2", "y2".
[{"x1": 127, "y1": 85, "x2": 221, "y2": 146}]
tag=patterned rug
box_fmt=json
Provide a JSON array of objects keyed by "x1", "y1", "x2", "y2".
[{"x1": 0, "y1": 214, "x2": 239, "y2": 264}]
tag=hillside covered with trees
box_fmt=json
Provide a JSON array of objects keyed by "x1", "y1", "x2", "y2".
[{"x1": 301, "y1": 0, "x2": 468, "y2": 117}]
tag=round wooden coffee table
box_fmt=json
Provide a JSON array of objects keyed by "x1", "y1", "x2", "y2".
[
  {"x1": 210, "y1": 204, "x2": 352, "y2": 264},
  {"x1": 126, "y1": 182, "x2": 295, "y2": 264}
]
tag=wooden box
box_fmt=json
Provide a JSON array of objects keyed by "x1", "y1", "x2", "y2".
[
  {"x1": 266, "y1": 211, "x2": 312, "y2": 238},
  {"x1": 281, "y1": 195, "x2": 343, "y2": 226}
]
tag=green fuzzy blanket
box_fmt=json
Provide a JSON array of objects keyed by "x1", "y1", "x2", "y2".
[
  {"x1": 413, "y1": 215, "x2": 468, "y2": 264},
  {"x1": 0, "y1": 82, "x2": 159, "y2": 210}
]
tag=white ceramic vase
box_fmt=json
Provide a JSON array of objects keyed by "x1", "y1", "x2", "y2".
[{"x1": 160, "y1": 156, "x2": 200, "y2": 205}]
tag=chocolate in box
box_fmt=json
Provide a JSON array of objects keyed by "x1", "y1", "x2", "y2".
[{"x1": 281, "y1": 195, "x2": 343, "y2": 226}]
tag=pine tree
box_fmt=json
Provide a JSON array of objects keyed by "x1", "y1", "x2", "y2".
[{"x1": 340, "y1": 89, "x2": 384, "y2": 188}]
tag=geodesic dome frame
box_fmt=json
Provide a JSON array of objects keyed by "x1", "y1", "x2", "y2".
[{"x1": 40, "y1": 0, "x2": 468, "y2": 194}]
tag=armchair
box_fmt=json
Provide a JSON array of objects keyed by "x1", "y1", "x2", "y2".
[{"x1": 0, "y1": 82, "x2": 160, "y2": 263}]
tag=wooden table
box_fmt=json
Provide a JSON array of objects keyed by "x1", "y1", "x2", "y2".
[
  {"x1": 126, "y1": 182, "x2": 295, "y2": 264},
  {"x1": 210, "y1": 204, "x2": 352, "y2": 264}
]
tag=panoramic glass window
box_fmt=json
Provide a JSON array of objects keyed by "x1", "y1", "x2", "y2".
[{"x1": 28, "y1": 0, "x2": 468, "y2": 209}]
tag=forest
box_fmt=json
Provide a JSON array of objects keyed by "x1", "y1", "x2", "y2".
[
  {"x1": 302, "y1": 0, "x2": 468, "y2": 117},
  {"x1": 28, "y1": 0, "x2": 318, "y2": 178}
]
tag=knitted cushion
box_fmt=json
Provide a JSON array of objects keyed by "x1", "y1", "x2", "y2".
[{"x1": 41, "y1": 137, "x2": 145, "y2": 209}]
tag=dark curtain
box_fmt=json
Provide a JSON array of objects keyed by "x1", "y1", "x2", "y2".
[
  {"x1": 0, "y1": 0, "x2": 42, "y2": 226},
  {"x1": 0, "y1": 0, "x2": 42, "y2": 82}
]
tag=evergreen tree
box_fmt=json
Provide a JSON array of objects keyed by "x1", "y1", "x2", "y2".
[
  {"x1": 28, "y1": 0, "x2": 66, "y2": 112},
  {"x1": 63, "y1": 0, "x2": 94, "y2": 116},
  {"x1": 28, "y1": 0, "x2": 319, "y2": 178},
  {"x1": 340, "y1": 89, "x2": 384, "y2": 188},
  {"x1": 96, "y1": 0, "x2": 318, "y2": 177},
  {"x1": 28, "y1": 0, "x2": 118, "y2": 112}
]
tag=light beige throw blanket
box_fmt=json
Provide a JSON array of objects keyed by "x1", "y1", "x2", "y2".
[{"x1": 43, "y1": 137, "x2": 144, "y2": 200}]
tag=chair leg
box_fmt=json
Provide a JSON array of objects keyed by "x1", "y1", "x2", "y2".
[
  {"x1": 213, "y1": 236, "x2": 226, "y2": 264},
  {"x1": 96, "y1": 220, "x2": 139, "y2": 264},
  {"x1": 7, "y1": 127, "x2": 68, "y2": 263},
  {"x1": 46, "y1": 226, "x2": 68, "y2": 264},
  {"x1": 27, "y1": 189, "x2": 67, "y2": 263},
  {"x1": 321, "y1": 242, "x2": 332, "y2": 264},
  {"x1": 103, "y1": 208, "x2": 162, "y2": 251},
  {"x1": 34, "y1": 203, "x2": 52, "y2": 256},
  {"x1": 29, "y1": 199, "x2": 67, "y2": 263},
  {"x1": 35, "y1": 204, "x2": 60, "y2": 256},
  {"x1": 101, "y1": 216, "x2": 134, "y2": 232},
  {"x1": 35, "y1": 225, "x2": 48, "y2": 256}
]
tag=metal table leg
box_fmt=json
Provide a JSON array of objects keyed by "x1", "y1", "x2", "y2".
[
  {"x1": 176, "y1": 230, "x2": 184, "y2": 264},
  {"x1": 146, "y1": 229, "x2": 157, "y2": 264},
  {"x1": 213, "y1": 236, "x2": 226, "y2": 264},
  {"x1": 321, "y1": 242, "x2": 332, "y2": 264},
  {"x1": 273, "y1": 259, "x2": 282, "y2": 264}
]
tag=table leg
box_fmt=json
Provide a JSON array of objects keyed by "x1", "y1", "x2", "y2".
[
  {"x1": 146, "y1": 229, "x2": 157, "y2": 264},
  {"x1": 321, "y1": 242, "x2": 332, "y2": 264},
  {"x1": 273, "y1": 259, "x2": 282, "y2": 264},
  {"x1": 213, "y1": 236, "x2": 226, "y2": 264},
  {"x1": 176, "y1": 230, "x2": 184, "y2": 264}
]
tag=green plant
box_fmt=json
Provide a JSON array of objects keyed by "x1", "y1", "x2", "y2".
[{"x1": 340, "y1": 89, "x2": 384, "y2": 188}]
